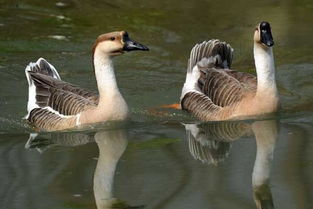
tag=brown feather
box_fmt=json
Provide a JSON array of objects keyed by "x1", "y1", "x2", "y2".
[
  {"x1": 225, "y1": 70, "x2": 257, "y2": 91},
  {"x1": 28, "y1": 108, "x2": 77, "y2": 131},
  {"x1": 48, "y1": 88, "x2": 95, "y2": 115},
  {"x1": 29, "y1": 72, "x2": 99, "y2": 104},
  {"x1": 188, "y1": 40, "x2": 233, "y2": 72},
  {"x1": 185, "y1": 121, "x2": 253, "y2": 164},
  {"x1": 199, "y1": 68, "x2": 246, "y2": 107},
  {"x1": 29, "y1": 72, "x2": 98, "y2": 116},
  {"x1": 181, "y1": 92, "x2": 222, "y2": 121}
]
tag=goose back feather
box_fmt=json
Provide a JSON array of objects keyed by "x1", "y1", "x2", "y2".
[
  {"x1": 28, "y1": 108, "x2": 77, "y2": 131},
  {"x1": 25, "y1": 58, "x2": 98, "y2": 131},
  {"x1": 29, "y1": 72, "x2": 97, "y2": 115},
  {"x1": 181, "y1": 40, "x2": 248, "y2": 120}
]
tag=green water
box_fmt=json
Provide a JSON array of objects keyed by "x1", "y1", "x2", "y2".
[{"x1": 0, "y1": 0, "x2": 313, "y2": 208}]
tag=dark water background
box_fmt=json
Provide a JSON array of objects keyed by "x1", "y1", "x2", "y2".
[{"x1": 0, "y1": 0, "x2": 312, "y2": 208}]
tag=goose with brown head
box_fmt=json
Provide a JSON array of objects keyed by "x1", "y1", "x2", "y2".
[
  {"x1": 24, "y1": 31, "x2": 149, "y2": 131},
  {"x1": 93, "y1": 31, "x2": 149, "y2": 57}
]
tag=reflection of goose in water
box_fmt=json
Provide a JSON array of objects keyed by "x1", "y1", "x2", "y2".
[
  {"x1": 252, "y1": 120, "x2": 278, "y2": 209},
  {"x1": 183, "y1": 119, "x2": 278, "y2": 209},
  {"x1": 25, "y1": 129, "x2": 143, "y2": 209},
  {"x1": 94, "y1": 130, "x2": 143, "y2": 209},
  {"x1": 183, "y1": 121, "x2": 253, "y2": 165},
  {"x1": 25, "y1": 132, "x2": 95, "y2": 153}
]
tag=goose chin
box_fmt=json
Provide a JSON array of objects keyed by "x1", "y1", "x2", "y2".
[{"x1": 110, "y1": 50, "x2": 124, "y2": 56}]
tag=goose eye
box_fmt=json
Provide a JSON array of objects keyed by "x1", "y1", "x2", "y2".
[{"x1": 110, "y1": 37, "x2": 115, "y2": 41}]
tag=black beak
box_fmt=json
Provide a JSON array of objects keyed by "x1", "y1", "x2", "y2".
[
  {"x1": 122, "y1": 32, "x2": 149, "y2": 52},
  {"x1": 260, "y1": 22, "x2": 274, "y2": 47}
]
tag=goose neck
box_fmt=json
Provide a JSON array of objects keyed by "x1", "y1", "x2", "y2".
[
  {"x1": 254, "y1": 44, "x2": 277, "y2": 95},
  {"x1": 93, "y1": 50, "x2": 120, "y2": 99}
]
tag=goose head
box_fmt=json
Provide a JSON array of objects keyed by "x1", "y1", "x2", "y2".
[
  {"x1": 93, "y1": 31, "x2": 149, "y2": 57},
  {"x1": 254, "y1": 22, "x2": 274, "y2": 48}
]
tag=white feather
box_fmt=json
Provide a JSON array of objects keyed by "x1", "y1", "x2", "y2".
[
  {"x1": 184, "y1": 123, "x2": 200, "y2": 138},
  {"x1": 24, "y1": 64, "x2": 39, "y2": 119},
  {"x1": 181, "y1": 65, "x2": 202, "y2": 100},
  {"x1": 42, "y1": 106, "x2": 73, "y2": 119},
  {"x1": 197, "y1": 56, "x2": 220, "y2": 68},
  {"x1": 24, "y1": 58, "x2": 62, "y2": 119},
  {"x1": 25, "y1": 133, "x2": 38, "y2": 149},
  {"x1": 76, "y1": 113, "x2": 81, "y2": 126},
  {"x1": 36, "y1": 57, "x2": 61, "y2": 80}
]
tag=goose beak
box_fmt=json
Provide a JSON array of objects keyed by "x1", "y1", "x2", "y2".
[
  {"x1": 122, "y1": 33, "x2": 149, "y2": 52},
  {"x1": 260, "y1": 22, "x2": 274, "y2": 47}
]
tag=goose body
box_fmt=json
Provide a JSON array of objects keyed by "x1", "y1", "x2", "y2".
[
  {"x1": 24, "y1": 31, "x2": 148, "y2": 131},
  {"x1": 180, "y1": 22, "x2": 279, "y2": 121}
]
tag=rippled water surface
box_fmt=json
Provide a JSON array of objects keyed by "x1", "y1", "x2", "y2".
[{"x1": 0, "y1": 0, "x2": 313, "y2": 209}]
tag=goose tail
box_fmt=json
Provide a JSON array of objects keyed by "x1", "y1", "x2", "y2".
[
  {"x1": 181, "y1": 40, "x2": 234, "y2": 101},
  {"x1": 25, "y1": 58, "x2": 61, "y2": 80},
  {"x1": 24, "y1": 58, "x2": 60, "y2": 119},
  {"x1": 187, "y1": 39, "x2": 233, "y2": 72}
]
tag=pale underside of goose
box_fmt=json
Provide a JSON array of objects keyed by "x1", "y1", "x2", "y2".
[
  {"x1": 24, "y1": 31, "x2": 149, "y2": 131},
  {"x1": 180, "y1": 22, "x2": 279, "y2": 121}
]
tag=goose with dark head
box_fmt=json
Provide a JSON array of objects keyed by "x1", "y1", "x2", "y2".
[{"x1": 180, "y1": 21, "x2": 279, "y2": 121}]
